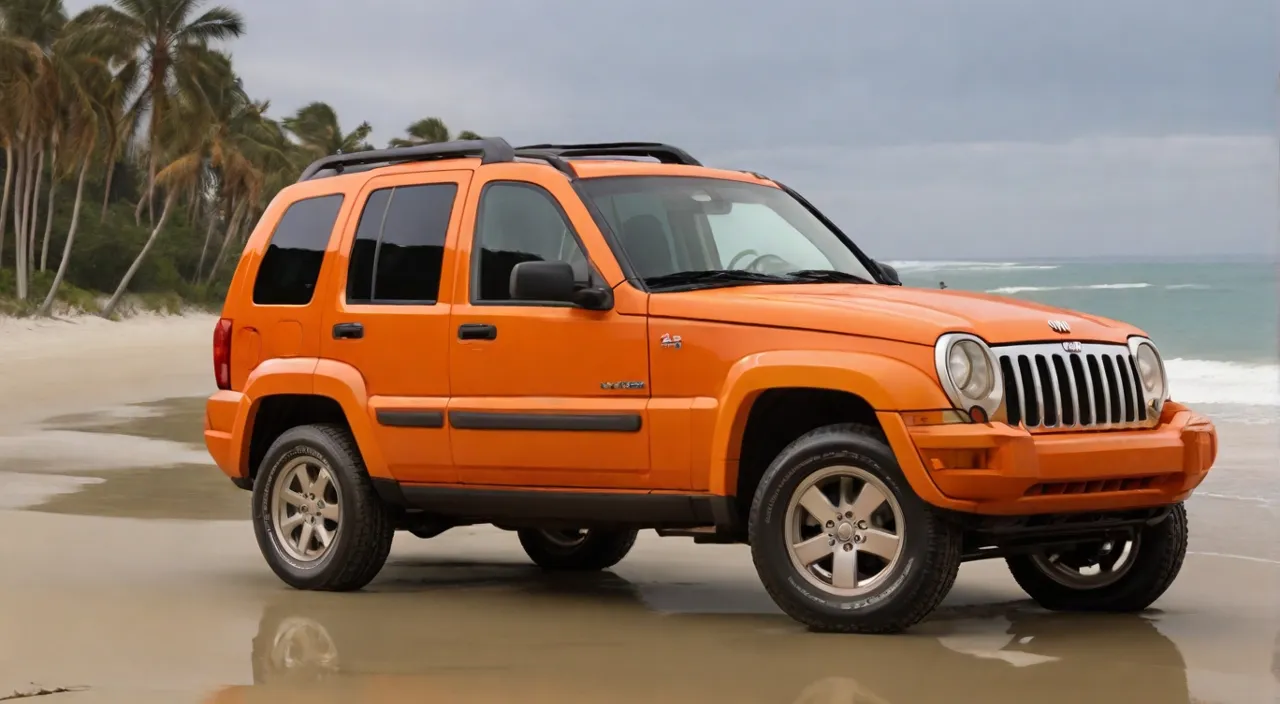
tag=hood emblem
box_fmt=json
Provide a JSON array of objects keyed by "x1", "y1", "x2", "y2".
[{"x1": 1047, "y1": 320, "x2": 1071, "y2": 334}]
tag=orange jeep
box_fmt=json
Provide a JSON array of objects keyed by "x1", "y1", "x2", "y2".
[{"x1": 204, "y1": 139, "x2": 1218, "y2": 634}]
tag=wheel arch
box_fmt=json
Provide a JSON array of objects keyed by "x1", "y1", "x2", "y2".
[
  {"x1": 237, "y1": 358, "x2": 389, "y2": 483},
  {"x1": 709, "y1": 350, "x2": 951, "y2": 526}
]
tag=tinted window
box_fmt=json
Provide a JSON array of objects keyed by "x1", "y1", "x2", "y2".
[
  {"x1": 346, "y1": 184, "x2": 457, "y2": 303},
  {"x1": 253, "y1": 194, "x2": 345, "y2": 306},
  {"x1": 473, "y1": 183, "x2": 588, "y2": 302}
]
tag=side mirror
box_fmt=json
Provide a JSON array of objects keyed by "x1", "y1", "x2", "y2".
[
  {"x1": 510, "y1": 260, "x2": 613, "y2": 310},
  {"x1": 511, "y1": 260, "x2": 575, "y2": 302},
  {"x1": 875, "y1": 260, "x2": 901, "y2": 286}
]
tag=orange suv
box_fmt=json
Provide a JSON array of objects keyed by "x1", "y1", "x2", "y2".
[{"x1": 204, "y1": 139, "x2": 1218, "y2": 633}]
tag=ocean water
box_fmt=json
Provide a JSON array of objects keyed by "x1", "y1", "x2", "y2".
[{"x1": 888, "y1": 260, "x2": 1279, "y2": 424}]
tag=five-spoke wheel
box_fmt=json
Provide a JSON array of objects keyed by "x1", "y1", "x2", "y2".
[
  {"x1": 785, "y1": 466, "x2": 904, "y2": 596},
  {"x1": 750, "y1": 423, "x2": 963, "y2": 634}
]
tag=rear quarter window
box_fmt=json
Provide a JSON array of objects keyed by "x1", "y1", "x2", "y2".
[{"x1": 252, "y1": 194, "x2": 345, "y2": 306}]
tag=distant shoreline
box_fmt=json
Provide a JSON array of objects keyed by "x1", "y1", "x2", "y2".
[{"x1": 884, "y1": 254, "x2": 1278, "y2": 265}]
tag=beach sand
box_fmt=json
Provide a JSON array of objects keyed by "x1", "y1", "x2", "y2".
[{"x1": 0, "y1": 313, "x2": 1275, "y2": 703}]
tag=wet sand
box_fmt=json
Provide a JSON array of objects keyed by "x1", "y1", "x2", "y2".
[{"x1": 0, "y1": 315, "x2": 1276, "y2": 703}]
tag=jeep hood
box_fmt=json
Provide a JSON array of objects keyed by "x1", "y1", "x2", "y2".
[{"x1": 647, "y1": 284, "x2": 1145, "y2": 346}]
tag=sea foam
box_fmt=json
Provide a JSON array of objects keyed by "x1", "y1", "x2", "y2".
[{"x1": 1166, "y1": 359, "x2": 1280, "y2": 408}]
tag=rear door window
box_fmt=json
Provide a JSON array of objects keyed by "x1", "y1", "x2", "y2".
[
  {"x1": 252, "y1": 194, "x2": 345, "y2": 306},
  {"x1": 346, "y1": 184, "x2": 457, "y2": 304}
]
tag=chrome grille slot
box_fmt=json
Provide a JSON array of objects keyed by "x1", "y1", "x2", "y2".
[{"x1": 997, "y1": 342, "x2": 1151, "y2": 430}]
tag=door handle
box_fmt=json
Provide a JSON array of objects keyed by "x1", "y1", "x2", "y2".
[
  {"x1": 332, "y1": 322, "x2": 364, "y2": 340},
  {"x1": 457, "y1": 323, "x2": 498, "y2": 341}
]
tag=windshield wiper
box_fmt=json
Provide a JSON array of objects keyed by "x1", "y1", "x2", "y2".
[
  {"x1": 643, "y1": 269, "x2": 790, "y2": 290},
  {"x1": 784, "y1": 269, "x2": 874, "y2": 285}
]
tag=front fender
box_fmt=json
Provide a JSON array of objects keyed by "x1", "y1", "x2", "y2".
[{"x1": 707, "y1": 350, "x2": 950, "y2": 495}]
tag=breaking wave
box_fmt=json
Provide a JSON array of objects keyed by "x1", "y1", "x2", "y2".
[
  {"x1": 984, "y1": 283, "x2": 1213, "y2": 294},
  {"x1": 886, "y1": 260, "x2": 1059, "y2": 273},
  {"x1": 986, "y1": 283, "x2": 1152, "y2": 294},
  {"x1": 1165, "y1": 359, "x2": 1280, "y2": 408}
]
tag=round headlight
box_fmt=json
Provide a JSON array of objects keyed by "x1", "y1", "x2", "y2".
[
  {"x1": 947, "y1": 344, "x2": 973, "y2": 389},
  {"x1": 1129, "y1": 338, "x2": 1167, "y2": 401},
  {"x1": 935, "y1": 333, "x2": 1003, "y2": 416},
  {"x1": 950, "y1": 340, "x2": 994, "y2": 398}
]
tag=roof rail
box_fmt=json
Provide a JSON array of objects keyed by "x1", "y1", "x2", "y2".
[
  {"x1": 296, "y1": 138, "x2": 516, "y2": 182},
  {"x1": 512, "y1": 149, "x2": 577, "y2": 178},
  {"x1": 513, "y1": 142, "x2": 701, "y2": 167}
]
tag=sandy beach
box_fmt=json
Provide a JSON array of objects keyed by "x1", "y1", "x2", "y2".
[{"x1": 0, "y1": 313, "x2": 1276, "y2": 703}]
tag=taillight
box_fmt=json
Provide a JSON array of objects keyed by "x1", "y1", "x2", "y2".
[{"x1": 213, "y1": 317, "x2": 233, "y2": 390}]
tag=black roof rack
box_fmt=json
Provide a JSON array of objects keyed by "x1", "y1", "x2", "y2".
[
  {"x1": 513, "y1": 142, "x2": 701, "y2": 167},
  {"x1": 296, "y1": 138, "x2": 702, "y2": 183},
  {"x1": 296, "y1": 138, "x2": 517, "y2": 182}
]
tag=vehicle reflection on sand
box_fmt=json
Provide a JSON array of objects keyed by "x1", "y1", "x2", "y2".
[{"x1": 200, "y1": 570, "x2": 1190, "y2": 704}]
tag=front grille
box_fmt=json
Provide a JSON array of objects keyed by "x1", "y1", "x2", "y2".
[{"x1": 995, "y1": 342, "x2": 1150, "y2": 430}]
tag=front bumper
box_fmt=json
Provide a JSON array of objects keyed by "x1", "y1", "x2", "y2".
[{"x1": 881, "y1": 401, "x2": 1217, "y2": 516}]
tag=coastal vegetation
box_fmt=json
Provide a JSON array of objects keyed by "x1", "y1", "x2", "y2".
[{"x1": 0, "y1": 0, "x2": 475, "y2": 317}]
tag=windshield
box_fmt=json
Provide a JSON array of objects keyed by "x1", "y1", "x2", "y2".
[{"x1": 578, "y1": 176, "x2": 879, "y2": 290}]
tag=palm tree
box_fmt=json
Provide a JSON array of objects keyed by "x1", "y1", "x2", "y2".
[
  {"x1": 0, "y1": 0, "x2": 64, "y2": 299},
  {"x1": 100, "y1": 87, "x2": 208, "y2": 318},
  {"x1": 81, "y1": 0, "x2": 244, "y2": 225},
  {"x1": 36, "y1": 9, "x2": 124, "y2": 314},
  {"x1": 387, "y1": 117, "x2": 481, "y2": 148},
  {"x1": 283, "y1": 101, "x2": 372, "y2": 157}
]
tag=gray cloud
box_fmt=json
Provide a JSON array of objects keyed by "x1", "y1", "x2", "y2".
[{"x1": 67, "y1": 0, "x2": 1278, "y2": 257}]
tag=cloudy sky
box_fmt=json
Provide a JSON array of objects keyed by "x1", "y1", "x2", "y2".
[{"x1": 70, "y1": 0, "x2": 1277, "y2": 259}]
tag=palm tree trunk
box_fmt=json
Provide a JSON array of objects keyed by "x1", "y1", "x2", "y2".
[
  {"x1": 134, "y1": 164, "x2": 147, "y2": 225},
  {"x1": 194, "y1": 195, "x2": 227, "y2": 284},
  {"x1": 101, "y1": 190, "x2": 178, "y2": 319},
  {"x1": 206, "y1": 198, "x2": 247, "y2": 285},
  {"x1": 37, "y1": 152, "x2": 92, "y2": 317},
  {"x1": 0, "y1": 143, "x2": 12, "y2": 267},
  {"x1": 100, "y1": 137, "x2": 118, "y2": 222},
  {"x1": 15, "y1": 141, "x2": 35, "y2": 300},
  {"x1": 27, "y1": 148, "x2": 45, "y2": 277},
  {"x1": 40, "y1": 140, "x2": 59, "y2": 272},
  {"x1": 12, "y1": 144, "x2": 25, "y2": 253},
  {"x1": 147, "y1": 152, "x2": 157, "y2": 225}
]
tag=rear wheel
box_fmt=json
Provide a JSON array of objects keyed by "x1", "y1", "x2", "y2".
[
  {"x1": 517, "y1": 528, "x2": 638, "y2": 571},
  {"x1": 749, "y1": 423, "x2": 963, "y2": 634},
  {"x1": 1006, "y1": 503, "x2": 1188, "y2": 612},
  {"x1": 253, "y1": 423, "x2": 395, "y2": 591}
]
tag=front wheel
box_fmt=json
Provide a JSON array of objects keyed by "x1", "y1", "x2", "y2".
[
  {"x1": 1006, "y1": 503, "x2": 1188, "y2": 612},
  {"x1": 517, "y1": 528, "x2": 638, "y2": 571},
  {"x1": 749, "y1": 423, "x2": 963, "y2": 634}
]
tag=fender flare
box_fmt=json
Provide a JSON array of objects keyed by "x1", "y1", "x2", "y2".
[
  {"x1": 707, "y1": 350, "x2": 951, "y2": 496},
  {"x1": 231, "y1": 358, "x2": 391, "y2": 480}
]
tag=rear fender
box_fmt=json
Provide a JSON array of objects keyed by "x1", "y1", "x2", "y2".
[
  {"x1": 232, "y1": 358, "x2": 389, "y2": 480},
  {"x1": 312, "y1": 359, "x2": 391, "y2": 479}
]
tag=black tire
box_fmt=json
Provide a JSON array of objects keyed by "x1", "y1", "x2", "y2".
[
  {"x1": 1006, "y1": 503, "x2": 1188, "y2": 612},
  {"x1": 748, "y1": 423, "x2": 963, "y2": 634},
  {"x1": 517, "y1": 528, "x2": 639, "y2": 571},
  {"x1": 252, "y1": 423, "x2": 395, "y2": 591}
]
